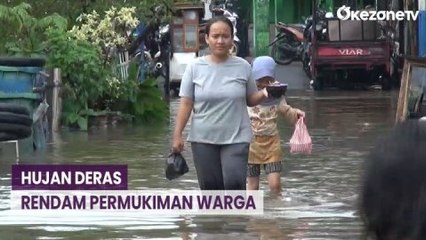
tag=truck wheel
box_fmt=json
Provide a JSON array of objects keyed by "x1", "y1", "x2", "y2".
[
  {"x1": 381, "y1": 75, "x2": 391, "y2": 90},
  {"x1": 310, "y1": 76, "x2": 323, "y2": 90},
  {"x1": 336, "y1": 71, "x2": 354, "y2": 90},
  {"x1": 302, "y1": 54, "x2": 311, "y2": 78},
  {"x1": 391, "y1": 72, "x2": 400, "y2": 88}
]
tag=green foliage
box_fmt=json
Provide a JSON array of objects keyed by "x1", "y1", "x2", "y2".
[
  {"x1": 110, "y1": 60, "x2": 169, "y2": 124},
  {"x1": 68, "y1": 6, "x2": 140, "y2": 65},
  {"x1": 1, "y1": 0, "x2": 200, "y2": 25},
  {"x1": 0, "y1": 1, "x2": 171, "y2": 130},
  {"x1": 0, "y1": 0, "x2": 202, "y2": 55},
  {"x1": 45, "y1": 28, "x2": 168, "y2": 130},
  {"x1": 0, "y1": 2, "x2": 67, "y2": 56},
  {"x1": 45, "y1": 28, "x2": 109, "y2": 131},
  {"x1": 135, "y1": 79, "x2": 170, "y2": 123}
]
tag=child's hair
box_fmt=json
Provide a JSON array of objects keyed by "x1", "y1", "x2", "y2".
[{"x1": 360, "y1": 120, "x2": 426, "y2": 240}]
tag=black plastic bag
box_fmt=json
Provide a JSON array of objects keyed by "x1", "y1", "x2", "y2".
[
  {"x1": 266, "y1": 83, "x2": 288, "y2": 98},
  {"x1": 165, "y1": 152, "x2": 189, "y2": 180}
]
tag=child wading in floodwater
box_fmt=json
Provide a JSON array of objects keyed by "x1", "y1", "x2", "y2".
[{"x1": 247, "y1": 56, "x2": 305, "y2": 194}]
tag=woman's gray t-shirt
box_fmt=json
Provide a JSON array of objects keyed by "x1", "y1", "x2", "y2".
[{"x1": 179, "y1": 56, "x2": 258, "y2": 144}]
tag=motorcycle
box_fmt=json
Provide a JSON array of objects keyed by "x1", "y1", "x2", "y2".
[
  {"x1": 152, "y1": 23, "x2": 171, "y2": 96},
  {"x1": 269, "y1": 9, "x2": 330, "y2": 67},
  {"x1": 269, "y1": 22, "x2": 306, "y2": 65},
  {"x1": 127, "y1": 6, "x2": 170, "y2": 93},
  {"x1": 143, "y1": 23, "x2": 170, "y2": 79},
  {"x1": 133, "y1": 22, "x2": 170, "y2": 95}
]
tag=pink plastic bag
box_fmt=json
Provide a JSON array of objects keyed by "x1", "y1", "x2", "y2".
[{"x1": 289, "y1": 117, "x2": 312, "y2": 154}]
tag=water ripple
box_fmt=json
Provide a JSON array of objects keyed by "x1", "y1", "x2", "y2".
[{"x1": 0, "y1": 91, "x2": 398, "y2": 239}]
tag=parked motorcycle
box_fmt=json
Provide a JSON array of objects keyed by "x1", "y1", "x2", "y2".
[
  {"x1": 152, "y1": 23, "x2": 171, "y2": 96},
  {"x1": 269, "y1": 21, "x2": 306, "y2": 65},
  {"x1": 127, "y1": 5, "x2": 171, "y2": 94},
  {"x1": 136, "y1": 22, "x2": 170, "y2": 93},
  {"x1": 153, "y1": 24, "x2": 170, "y2": 78},
  {"x1": 140, "y1": 23, "x2": 170, "y2": 76},
  {"x1": 269, "y1": 9, "x2": 329, "y2": 67}
]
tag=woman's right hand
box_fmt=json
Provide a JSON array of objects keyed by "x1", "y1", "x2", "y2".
[{"x1": 172, "y1": 134, "x2": 184, "y2": 153}]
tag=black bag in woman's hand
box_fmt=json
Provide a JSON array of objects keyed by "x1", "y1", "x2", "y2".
[{"x1": 165, "y1": 152, "x2": 189, "y2": 180}]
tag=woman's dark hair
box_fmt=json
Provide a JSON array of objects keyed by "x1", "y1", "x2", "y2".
[
  {"x1": 360, "y1": 120, "x2": 426, "y2": 240},
  {"x1": 205, "y1": 15, "x2": 234, "y2": 36}
]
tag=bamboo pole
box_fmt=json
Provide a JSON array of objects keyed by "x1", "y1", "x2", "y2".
[{"x1": 52, "y1": 68, "x2": 62, "y2": 132}]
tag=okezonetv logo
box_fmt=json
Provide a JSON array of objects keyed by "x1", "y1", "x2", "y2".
[{"x1": 337, "y1": 6, "x2": 420, "y2": 21}]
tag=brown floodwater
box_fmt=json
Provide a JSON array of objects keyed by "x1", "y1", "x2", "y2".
[{"x1": 0, "y1": 89, "x2": 399, "y2": 239}]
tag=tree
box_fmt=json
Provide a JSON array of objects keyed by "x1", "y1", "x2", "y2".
[
  {"x1": 1, "y1": 0, "x2": 201, "y2": 24},
  {"x1": 0, "y1": 2, "x2": 67, "y2": 56}
]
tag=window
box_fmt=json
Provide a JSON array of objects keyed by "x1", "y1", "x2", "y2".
[
  {"x1": 184, "y1": 10, "x2": 198, "y2": 21},
  {"x1": 173, "y1": 18, "x2": 183, "y2": 25},
  {"x1": 171, "y1": 8, "x2": 202, "y2": 52},
  {"x1": 184, "y1": 24, "x2": 198, "y2": 50},
  {"x1": 173, "y1": 27, "x2": 184, "y2": 52}
]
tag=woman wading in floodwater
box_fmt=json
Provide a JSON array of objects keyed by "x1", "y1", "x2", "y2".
[{"x1": 171, "y1": 16, "x2": 271, "y2": 190}]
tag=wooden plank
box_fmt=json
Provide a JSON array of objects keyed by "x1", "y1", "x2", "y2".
[
  {"x1": 395, "y1": 56, "x2": 426, "y2": 123},
  {"x1": 395, "y1": 58, "x2": 410, "y2": 123},
  {"x1": 52, "y1": 68, "x2": 62, "y2": 132}
]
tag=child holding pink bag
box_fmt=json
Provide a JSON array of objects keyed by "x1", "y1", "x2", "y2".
[{"x1": 247, "y1": 56, "x2": 308, "y2": 194}]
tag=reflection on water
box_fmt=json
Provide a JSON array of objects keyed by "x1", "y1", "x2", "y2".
[{"x1": 0, "y1": 90, "x2": 398, "y2": 239}]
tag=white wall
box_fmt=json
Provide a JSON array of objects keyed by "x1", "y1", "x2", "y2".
[
  {"x1": 420, "y1": 0, "x2": 426, "y2": 10},
  {"x1": 201, "y1": 0, "x2": 213, "y2": 20}
]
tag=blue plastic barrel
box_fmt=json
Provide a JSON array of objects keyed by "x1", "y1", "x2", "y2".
[
  {"x1": 0, "y1": 66, "x2": 42, "y2": 93},
  {"x1": 418, "y1": 11, "x2": 426, "y2": 57}
]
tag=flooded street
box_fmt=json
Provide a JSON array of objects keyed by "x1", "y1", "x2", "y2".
[{"x1": 0, "y1": 89, "x2": 398, "y2": 239}]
